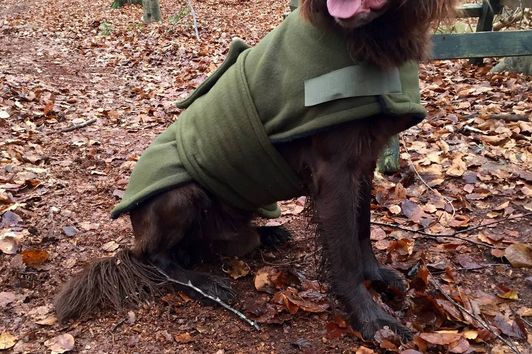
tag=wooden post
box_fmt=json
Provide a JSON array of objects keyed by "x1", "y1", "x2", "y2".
[
  {"x1": 111, "y1": 0, "x2": 142, "y2": 9},
  {"x1": 377, "y1": 136, "x2": 401, "y2": 174},
  {"x1": 143, "y1": 0, "x2": 162, "y2": 23},
  {"x1": 470, "y1": 0, "x2": 502, "y2": 64}
]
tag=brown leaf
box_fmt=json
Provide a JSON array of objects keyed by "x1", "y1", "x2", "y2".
[
  {"x1": 21, "y1": 249, "x2": 49, "y2": 267},
  {"x1": 222, "y1": 258, "x2": 250, "y2": 279},
  {"x1": 449, "y1": 337, "x2": 470, "y2": 353},
  {"x1": 504, "y1": 243, "x2": 532, "y2": 268},
  {"x1": 446, "y1": 155, "x2": 467, "y2": 177},
  {"x1": 254, "y1": 266, "x2": 300, "y2": 293},
  {"x1": 101, "y1": 241, "x2": 119, "y2": 252},
  {"x1": 418, "y1": 331, "x2": 462, "y2": 345},
  {"x1": 325, "y1": 316, "x2": 355, "y2": 340},
  {"x1": 0, "y1": 292, "x2": 18, "y2": 308},
  {"x1": 44, "y1": 333, "x2": 75, "y2": 353},
  {"x1": 492, "y1": 314, "x2": 526, "y2": 339},
  {"x1": 355, "y1": 346, "x2": 377, "y2": 354},
  {"x1": 401, "y1": 200, "x2": 425, "y2": 223},
  {"x1": 272, "y1": 287, "x2": 328, "y2": 314},
  {"x1": 448, "y1": 215, "x2": 470, "y2": 229},
  {"x1": 174, "y1": 332, "x2": 194, "y2": 343}
]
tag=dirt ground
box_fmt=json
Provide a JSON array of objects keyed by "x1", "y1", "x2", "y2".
[{"x1": 0, "y1": 0, "x2": 531, "y2": 353}]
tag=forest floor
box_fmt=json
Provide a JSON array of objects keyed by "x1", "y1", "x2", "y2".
[{"x1": 0, "y1": 0, "x2": 531, "y2": 353}]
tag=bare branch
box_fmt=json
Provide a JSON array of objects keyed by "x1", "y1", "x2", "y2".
[
  {"x1": 60, "y1": 118, "x2": 97, "y2": 132},
  {"x1": 151, "y1": 264, "x2": 260, "y2": 330},
  {"x1": 429, "y1": 275, "x2": 522, "y2": 354}
]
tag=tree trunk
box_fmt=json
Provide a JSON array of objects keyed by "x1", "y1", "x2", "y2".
[{"x1": 143, "y1": 0, "x2": 162, "y2": 23}]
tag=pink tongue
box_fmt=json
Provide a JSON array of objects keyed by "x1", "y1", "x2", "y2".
[{"x1": 326, "y1": 0, "x2": 362, "y2": 19}]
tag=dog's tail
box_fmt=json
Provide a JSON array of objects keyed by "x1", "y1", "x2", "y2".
[{"x1": 54, "y1": 249, "x2": 166, "y2": 322}]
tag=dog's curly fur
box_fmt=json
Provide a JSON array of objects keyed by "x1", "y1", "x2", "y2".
[
  {"x1": 55, "y1": 0, "x2": 456, "y2": 340},
  {"x1": 301, "y1": 0, "x2": 456, "y2": 68}
]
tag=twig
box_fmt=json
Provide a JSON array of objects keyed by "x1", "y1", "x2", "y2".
[
  {"x1": 112, "y1": 318, "x2": 126, "y2": 332},
  {"x1": 489, "y1": 114, "x2": 529, "y2": 122},
  {"x1": 259, "y1": 250, "x2": 295, "y2": 266},
  {"x1": 430, "y1": 263, "x2": 509, "y2": 274},
  {"x1": 463, "y1": 125, "x2": 487, "y2": 135},
  {"x1": 151, "y1": 264, "x2": 260, "y2": 330},
  {"x1": 60, "y1": 118, "x2": 97, "y2": 132},
  {"x1": 372, "y1": 212, "x2": 531, "y2": 248},
  {"x1": 186, "y1": 0, "x2": 200, "y2": 40},
  {"x1": 429, "y1": 275, "x2": 521, "y2": 354},
  {"x1": 371, "y1": 220, "x2": 494, "y2": 248},
  {"x1": 453, "y1": 212, "x2": 532, "y2": 236},
  {"x1": 400, "y1": 135, "x2": 456, "y2": 221},
  {"x1": 520, "y1": 316, "x2": 531, "y2": 328}
]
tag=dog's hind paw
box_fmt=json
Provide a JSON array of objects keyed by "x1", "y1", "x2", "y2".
[
  {"x1": 256, "y1": 226, "x2": 292, "y2": 249},
  {"x1": 187, "y1": 273, "x2": 236, "y2": 304}
]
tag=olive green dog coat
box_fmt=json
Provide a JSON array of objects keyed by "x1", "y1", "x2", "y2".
[{"x1": 111, "y1": 9, "x2": 426, "y2": 219}]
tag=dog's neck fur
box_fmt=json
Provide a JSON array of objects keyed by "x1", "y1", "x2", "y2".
[{"x1": 301, "y1": 0, "x2": 456, "y2": 68}]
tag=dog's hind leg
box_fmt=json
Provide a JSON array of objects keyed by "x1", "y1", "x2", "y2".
[
  {"x1": 55, "y1": 183, "x2": 233, "y2": 322},
  {"x1": 130, "y1": 183, "x2": 236, "y2": 302}
]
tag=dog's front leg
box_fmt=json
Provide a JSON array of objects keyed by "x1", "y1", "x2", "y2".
[
  {"x1": 358, "y1": 171, "x2": 406, "y2": 292},
  {"x1": 312, "y1": 161, "x2": 411, "y2": 340}
]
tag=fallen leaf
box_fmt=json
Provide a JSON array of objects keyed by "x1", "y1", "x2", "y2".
[
  {"x1": 22, "y1": 249, "x2": 49, "y2": 267},
  {"x1": 497, "y1": 289, "x2": 519, "y2": 300},
  {"x1": 325, "y1": 316, "x2": 355, "y2": 340},
  {"x1": 0, "y1": 235, "x2": 19, "y2": 255},
  {"x1": 0, "y1": 332, "x2": 17, "y2": 350},
  {"x1": 222, "y1": 258, "x2": 250, "y2": 279},
  {"x1": 0, "y1": 292, "x2": 17, "y2": 308},
  {"x1": 62, "y1": 226, "x2": 78, "y2": 237},
  {"x1": 356, "y1": 346, "x2": 377, "y2": 353},
  {"x1": 504, "y1": 243, "x2": 532, "y2": 268},
  {"x1": 517, "y1": 307, "x2": 532, "y2": 317},
  {"x1": 449, "y1": 337, "x2": 470, "y2": 353},
  {"x1": 174, "y1": 332, "x2": 194, "y2": 343},
  {"x1": 254, "y1": 269, "x2": 273, "y2": 293},
  {"x1": 419, "y1": 331, "x2": 462, "y2": 345},
  {"x1": 101, "y1": 241, "x2": 119, "y2": 252},
  {"x1": 254, "y1": 266, "x2": 300, "y2": 293},
  {"x1": 462, "y1": 330, "x2": 478, "y2": 340},
  {"x1": 44, "y1": 333, "x2": 75, "y2": 353},
  {"x1": 388, "y1": 204, "x2": 402, "y2": 215},
  {"x1": 446, "y1": 155, "x2": 467, "y2": 177},
  {"x1": 401, "y1": 200, "x2": 425, "y2": 223},
  {"x1": 492, "y1": 314, "x2": 526, "y2": 339},
  {"x1": 35, "y1": 315, "x2": 58, "y2": 326}
]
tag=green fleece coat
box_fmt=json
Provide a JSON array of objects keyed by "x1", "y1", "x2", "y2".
[{"x1": 111, "y1": 9, "x2": 426, "y2": 219}]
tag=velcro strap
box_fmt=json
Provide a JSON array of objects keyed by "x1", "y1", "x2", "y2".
[{"x1": 304, "y1": 64, "x2": 402, "y2": 107}]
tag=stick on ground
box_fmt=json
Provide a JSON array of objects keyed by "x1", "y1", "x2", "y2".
[{"x1": 151, "y1": 264, "x2": 260, "y2": 331}]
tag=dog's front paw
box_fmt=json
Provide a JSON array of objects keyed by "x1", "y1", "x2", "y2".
[
  {"x1": 377, "y1": 267, "x2": 406, "y2": 292},
  {"x1": 357, "y1": 312, "x2": 412, "y2": 342}
]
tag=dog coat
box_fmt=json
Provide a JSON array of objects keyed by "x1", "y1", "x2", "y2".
[{"x1": 111, "y1": 9, "x2": 426, "y2": 219}]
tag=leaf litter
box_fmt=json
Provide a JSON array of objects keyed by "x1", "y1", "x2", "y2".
[{"x1": 0, "y1": 0, "x2": 530, "y2": 352}]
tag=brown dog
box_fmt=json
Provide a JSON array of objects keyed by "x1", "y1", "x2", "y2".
[{"x1": 55, "y1": 0, "x2": 455, "y2": 340}]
